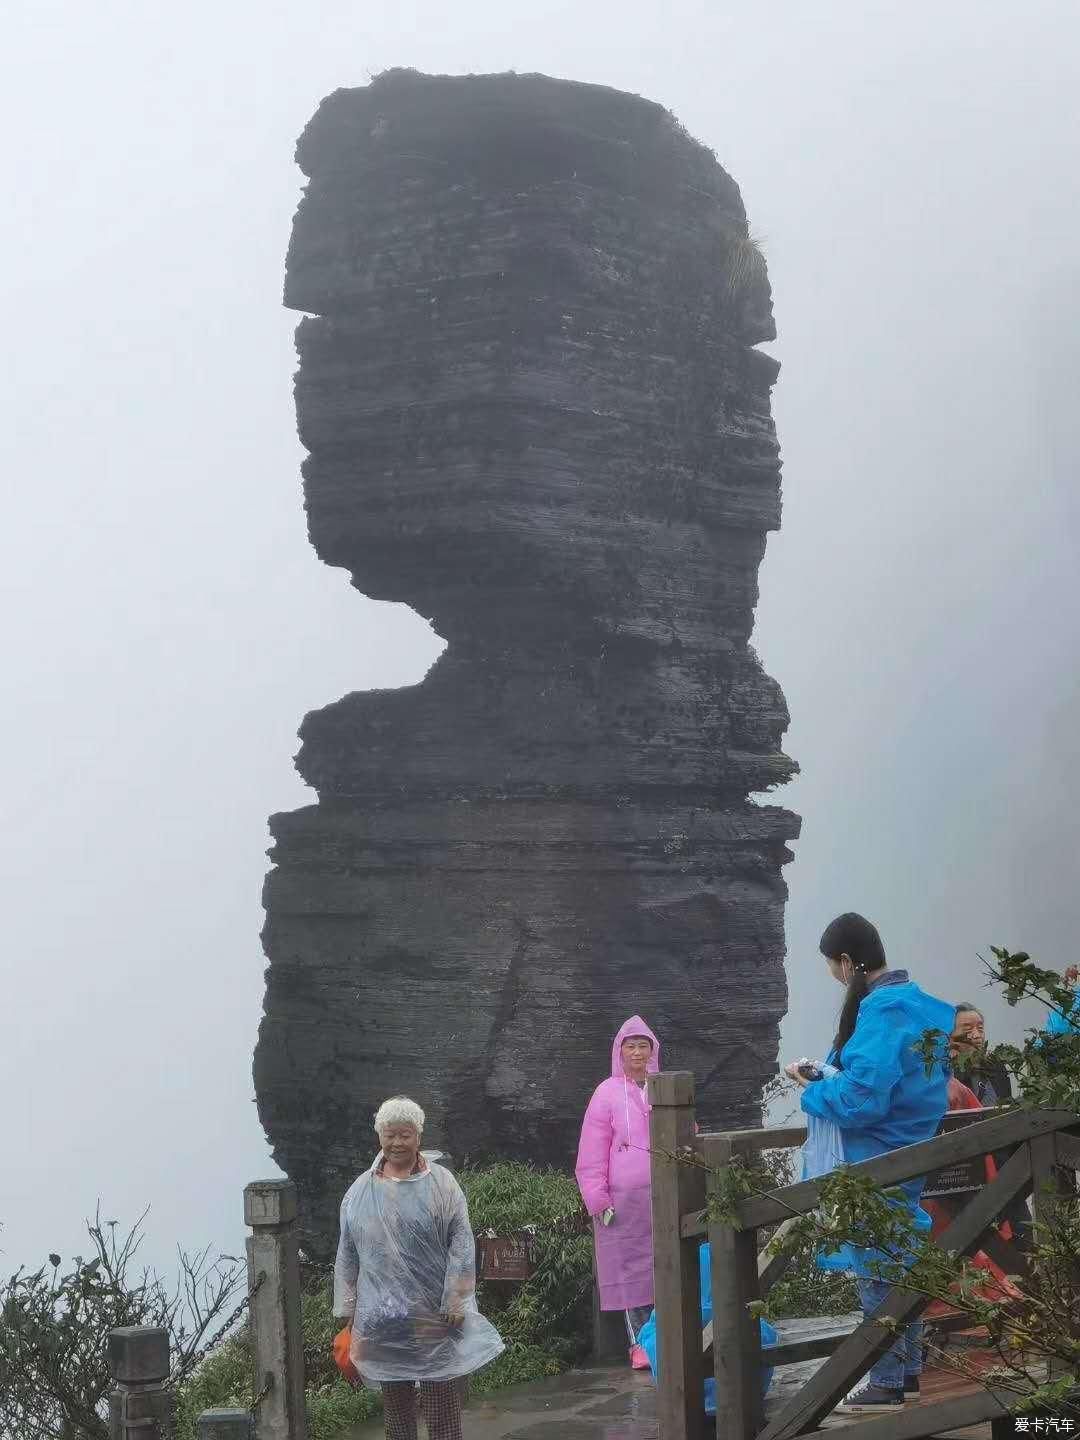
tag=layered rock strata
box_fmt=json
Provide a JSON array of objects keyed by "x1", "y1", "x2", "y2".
[{"x1": 255, "y1": 69, "x2": 799, "y2": 1257}]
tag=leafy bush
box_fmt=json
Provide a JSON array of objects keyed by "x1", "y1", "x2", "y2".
[
  {"x1": 746, "y1": 1148, "x2": 859, "y2": 1320},
  {"x1": 766, "y1": 1254, "x2": 859, "y2": 1320},
  {"x1": 458, "y1": 1160, "x2": 593, "y2": 1373},
  {"x1": 175, "y1": 1334, "x2": 254, "y2": 1437},
  {"x1": 0, "y1": 1209, "x2": 243, "y2": 1440},
  {"x1": 305, "y1": 1378, "x2": 381, "y2": 1439}
]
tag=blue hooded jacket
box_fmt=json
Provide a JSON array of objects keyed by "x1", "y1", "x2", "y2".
[
  {"x1": 800, "y1": 975, "x2": 954, "y2": 1223},
  {"x1": 1044, "y1": 995, "x2": 1080, "y2": 1036}
]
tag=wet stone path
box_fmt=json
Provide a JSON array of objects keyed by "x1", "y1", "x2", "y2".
[
  {"x1": 343, "y1": 1314, "x2": 998, "y2": 1439},
  {"x1": 346, "y1": 1363, "x2": 659, "y2": 1439}
]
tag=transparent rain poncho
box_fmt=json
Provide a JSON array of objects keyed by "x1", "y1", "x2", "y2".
[{"x1": 333, "y1": 1155, "x2": 504, "y2": 1384}]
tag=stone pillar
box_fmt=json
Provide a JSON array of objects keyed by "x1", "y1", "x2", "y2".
[
  {"x1": 245, "y1": 1179, "x2": 308, "y2": 1440},
  {"x1": 198, "y1": 1412, "x2": 254, "y2": 1439},
  {"x1": 107, "y1": 1326, "x2": 176, "y2": 1439}
]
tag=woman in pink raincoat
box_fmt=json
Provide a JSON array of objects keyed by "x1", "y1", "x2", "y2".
[{"x1": 575, "y1": 1015, "x2": 661, "y2": 1369}]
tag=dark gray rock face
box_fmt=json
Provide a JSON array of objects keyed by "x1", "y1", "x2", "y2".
[{"x1": 255, "y1": 70, "x2": 799, "y2": 1258}]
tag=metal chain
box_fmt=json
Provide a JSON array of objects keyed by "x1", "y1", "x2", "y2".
[
  {"x1": 251, "y1": 1373, "x2": 273, "y2": 1416},
  {"x1": 168, "y1": 1269, "x2": 266, "y2": 1383}
]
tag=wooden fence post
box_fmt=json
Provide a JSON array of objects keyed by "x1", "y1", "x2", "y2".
[
  {"x1": 705, "y1": 1134, "x2": 764, "y2": 1440},
  {"x1": 107, "y1": 1326, "x2": 176, "y2": 1439},
  {"x1": 245, "y1": 1180, "x2": 308, "y2": 1440},
  {"x1": 198, "y1": 1413, "x2": 254, "y2": 1439},
  {"x1": 649, "y1": 1071, "x2": 706, "y2": 1440}
]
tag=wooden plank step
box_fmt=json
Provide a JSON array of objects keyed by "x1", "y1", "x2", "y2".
[
  {"x1": 768, "y1": 1319, "x2": 861, "y2": 1368},
  {"x1": 704, "y1": 1310, "x2": 862, "y2": 1364}
]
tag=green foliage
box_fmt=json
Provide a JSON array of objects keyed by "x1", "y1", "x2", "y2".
[
  {"x1": 708, "y1": 1147, "x2": 859, "y2": 1320},
  {"x1": 300, "y1": 1279, "x2": 344, "y2": 1389},
  {"x1": 0, "y1": 1208, "x2": 243, "y2": 1440},
  {"x1": 458, "y1": 1161, "x2": 593, "y2": 1369},
  {"x1": 305, "y1": 1379, "x2": 381, "y2": 1439},
  {"x1": 457, "y1": 1160, "x2": 585, "y2": 1233},
  {"x1": 766, "y1": 1259, "x2": 858, "y2": 1321},
  {"x1": 175, "y1": 1333, "x2": 254, "y2": 1437},
  {"x1": 175, "y1": 1322, "x2": 382, "y2": 1440},
  {"x1": 469, "y1": 1342, "x2": 567, "y2": 1392},
  {"x1": 990, "y1": 948, "x2": 1078, "y2": 1020}
]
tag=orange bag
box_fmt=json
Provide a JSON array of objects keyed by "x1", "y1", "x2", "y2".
[{"x1": 333, "y1": 1326, "x2": 362, "y2": 1386}]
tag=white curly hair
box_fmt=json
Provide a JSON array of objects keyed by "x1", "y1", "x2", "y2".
[{"x1": 373, "y1": 1095, "x2": 425, "y2": 1137}]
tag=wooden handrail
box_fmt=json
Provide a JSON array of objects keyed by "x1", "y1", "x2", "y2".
[
  {"x1": 692, "y1": 1105, "x2": 1004, "y2": 1163},
  {"x1": 649, "y1": 1072, "x2": 1080, "y2": 1440},
  {"x1": 680, "y1": 1107, "x2": 1079, "y2": 1237},
  {"x1": 712, "y1": 1126, "x2": 809, "y2": 1155},
  {"x1": 754, "y1": 1145, "x2": 1035, "y2": 1440}
]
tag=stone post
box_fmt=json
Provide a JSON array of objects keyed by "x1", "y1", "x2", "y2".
[
  {"x1": 107, "y1": 1326, "x2": 176, "y2": 1439},
  {"x1": 198, "y1": 1412, "x2": 254, "y2": 1439},
  {"x1": 244, "y1": 1179, "x2": 308, "y2": 1440}
]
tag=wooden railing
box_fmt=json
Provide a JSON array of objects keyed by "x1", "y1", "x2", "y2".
[{"x1": 647, "y1": 1070, "x2": 1080, "y2": 1440}]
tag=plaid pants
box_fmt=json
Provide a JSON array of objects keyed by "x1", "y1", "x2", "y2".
[{"x1": 381, "y1": 1379, "x2": 464, "y2": 1440}]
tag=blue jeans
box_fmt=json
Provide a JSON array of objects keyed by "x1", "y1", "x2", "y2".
[{"x1": 857, "y1": 1277, "x2": 923, "y2": 1390}]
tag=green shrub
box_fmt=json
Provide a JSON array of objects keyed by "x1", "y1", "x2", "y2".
[
  {"x1": 175, "y1": 1331, "x2": 254, "y2": 1438},
  {"x1": 0, "y1": 1210, "x2": 245, "y2": 1440},
  {"x1": 458, "y1": 1160, "x2": 593, "y2": 1367},
  {"x1": 767, "y1": 1257, "x2": 859, "y2": 1319},
  {"x1": 749, "y1": 1148, "x2": 859, "y2": 1320},
  {"x1": 300, "y1": 1280, "x2": 343, "y2": 1389},
  {"x1": 306, "y1": 1378, "x2": 381, "y2": 1438}
]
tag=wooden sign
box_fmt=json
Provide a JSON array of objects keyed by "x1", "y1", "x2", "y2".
[
  {"x1": 923, "y1": 1110, "x2": 988, "y2": 1198},
  {"x1": 476, "y1": 1232, "x2": 537, "y2": 1283}
]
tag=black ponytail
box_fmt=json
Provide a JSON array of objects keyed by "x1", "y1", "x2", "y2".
[
  {"x1": 832, "y1": 969, "x2": 870, "y2": 1059},
  {"x1": 820, "y1": 912, "x2": 887, "y2": 1063}
]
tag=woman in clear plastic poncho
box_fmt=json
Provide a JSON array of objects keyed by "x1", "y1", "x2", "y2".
[{"x1": 333, "y1": 1096, "x2": 503, "y2": 1440}]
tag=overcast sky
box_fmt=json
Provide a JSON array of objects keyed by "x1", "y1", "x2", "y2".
[{"x1": 2, "y1": 0, "x2": 1077, "y2": 1282}]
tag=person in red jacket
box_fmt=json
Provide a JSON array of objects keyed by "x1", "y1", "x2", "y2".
[{"x1": 922, "y1": 1077, "x2": 1021, "y2": 1319}]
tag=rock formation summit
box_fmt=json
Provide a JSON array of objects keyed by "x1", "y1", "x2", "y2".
[{"x1": 255, "y1": 69, "x2": 800, "y2": 1257}]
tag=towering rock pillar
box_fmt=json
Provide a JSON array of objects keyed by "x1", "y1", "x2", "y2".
[{"x1": 255, "y1": 70, "x2": 799, "y2": 1256}]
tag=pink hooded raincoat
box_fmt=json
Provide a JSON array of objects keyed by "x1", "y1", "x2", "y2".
[{"x1": 575, "y1": 1015, "x2": 661, "y2": 1311}]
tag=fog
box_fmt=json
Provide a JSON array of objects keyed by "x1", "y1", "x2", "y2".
[{"x1": 2, "y1": 0, "x2": 1076, "y2": 1280}]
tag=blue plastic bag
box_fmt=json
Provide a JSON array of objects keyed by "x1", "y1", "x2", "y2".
[
  {"x1": 796, "y1": 1060, "x2": 852, "y2": 1274},
  {"x1": 637, "y1": 1243, "x2": 777, "y2": 1416},
  {"x1": 800, "y1": 1062, "x2": 844, "y2": 1182}
]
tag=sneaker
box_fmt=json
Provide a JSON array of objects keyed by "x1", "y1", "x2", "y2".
[
  {"x1": 629, "y1": 1344, "x2": 650, "y2": 1370},
  {"x1": 837, "y1": 1383, "x2": 904, "y2": 1412},
  {"x1": 904, "y1": 1374, "x2": 921, "y2": 1397}
]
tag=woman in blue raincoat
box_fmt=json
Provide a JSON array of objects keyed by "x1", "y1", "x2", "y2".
[{"x1": 785, "y1": 913, "x2": 954, "y2": 1415}]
